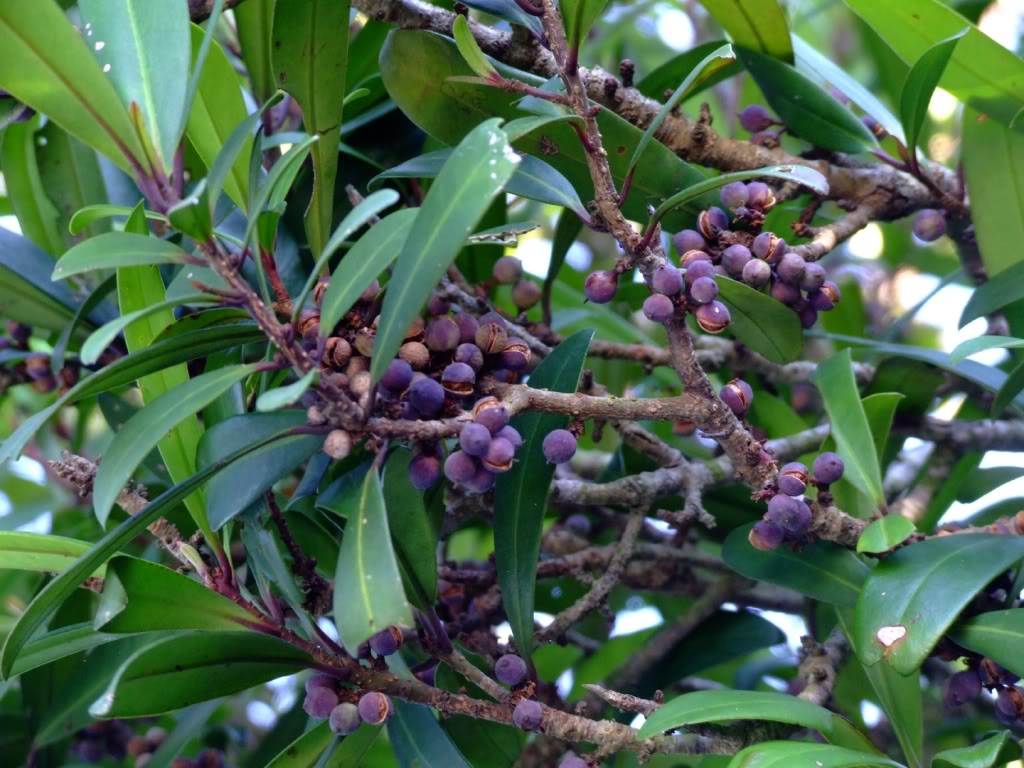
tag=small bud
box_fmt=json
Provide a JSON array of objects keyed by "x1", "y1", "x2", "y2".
[
  {"x1": 565, "y1": 513, "x2": 591, "y2": 536},
  {"x1": 720, "y1": 378, "x2": 753, "y2": 417},
  {"x1": 912, "y1": 209, "x2": 946, "y2": 242},
  {"x1": 460, "y1": 422, "x2": 493, "y2": 457},
  {"x1": 408, "y1": 453, "x2": 442, "y2": 490},
  {"x1": 542, "y1": 429, "x2": 577, "y2": 464},
  {"x1": 752, "y1": 232, "x2": 786, "y2": 264},
  {"x1": 738, "y1": 104, "x2": 775, "y2": 133},
  {"x1": 673, "y1": 229, "x2": 706, "y2": 254},
  {"x1": 749, "y1": 521, "x2": 784, "y2": 551},
  {"x1": 652, "y1": 264, "x2": 683, "y2": 296},
  {"x1": 698, "y1": 207, "x2": 729, "y2": 240},
  {"x1": 642, "y1": 293, "x2": 674, "y2": 323},
  {"x1": 619, "y1": 58, "x2": 635, "y2": 87},
  {"x1": 324, "y1": 430, "x2": 353, "y2": 460},
  {"x1": 495, "y1": 654, "x2": 528, "y2": 686},
  {"x1": 445, "y1": 451, "x2": 478, "y2": 483},
  {"x1": 493, "y1": 255, "x2": 524, "y2": 284},
  {"x1": 695, "y1": 300, "x2": 731, "y2": 333},
  {"x1": 441, "y1": 362, "x2": 476, "y2": 395},
  {"x1": 812, "y1": 452, "x2": 845, "y2": 485},
  {"x1": 778, "y1": 462, "x2": 808, "y2": 497},
  {"x1": 369, "y1": 626, "x2": 403, "y2": 657},
  {"x1": 721, "y1": 244, "x2": 752, "y2": 276},
  {"x1": 512, "y1": 699, "x2": 543, "y2": 731},
  {"x1": 689, "y1": 276, "x2": 719, "y2": 304},
  {"x1": 584, "y1": 270, "x2": 618, "y2": 304},
  {"x1": 329, "y1": 702, "x2": 362, "y2": 735},
  {"x1": 357, "y1": 692, "x2": 392, "y2": 725},
  {"x1": 742, "y1": 258, "x2": 772, "y2": 288},
  {"x1": 475, "y1": 322, "x2": 508, "y2": 354},
  {"x1": 399, "y1": 341, "x2": 430, "y2": 370},
  {"x1": 512, "y1": 280, "x2": 541, "y2": 310},
  {"x1": 425, "y1": 316, "x2": 460, "y2": 352}
]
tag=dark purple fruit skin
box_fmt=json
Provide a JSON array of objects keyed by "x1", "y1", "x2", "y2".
[
  {"x1": 329, "y1": 702, "x2": 362, "y2": 735},
  {"x1": 512, "y1": 280, "x2": 541, "y2": 309},
  {"x1": 681, "y1": 249, "x2": 712, "y2": 268},
  {"x1": 720, "y1": 378, "x2": 753, "y2": 416},
  {"x1": 304, "y1": 686, "x2": 339, "y2": 718},
  {"x1": 441, "y1": 362, "x2": 476, "y2": 394},
  {"x1": 501, "y1": 342, "x2": 531, "y2": 371},
  {"x1": 752, "y1": 232, "x2": 785, "y2": 264},
  {"x1": 722, "y1": 244, "x2": 752, "y2": 276},
  {"x1": 689, "y1": 276, "x2": 719, "y2": 304},
  {"x1": 742, "y1": 258, "x2": 772, "y2": 288},
  {"x1": 765, "y1": 494, "x2": 811, "y2": 535},
  {"x1": 746, "y1": 181, "x2": 775, "y2": 210},
  {"x1": 460, "y1": 422, "x2": 492, "y2": 457},
  {"x1": 812, "y1": 452, "x2": 845, "y2": 485},
  {"x1": 560, "y1": 755, "x2": 588, "y2": 768},
  {"x1": 424, "y1": 316, "x2": 460, "y2": 352},
  {"x1": 699, "y1": 207, "x2": 729, "y2": 239},
  {"x1": 512, "y1": 699, "x2": 544, "y2": 731},
  {"x1": 770, "y1": 279, "x2": 802, "y2": 306},
  {"x1": 778, "y1": 462, "x2": 808, "y2": 497},
  {"x1": 695, "y1": 301, "x2": 731, "y2": 333},
  {"x1": 306, "y1": 673, "x2": 338, "y2": 694},
  {"x1": 358, "y1": 692, "x2": 392, "y2": 725},
  {"x1": 913, "y1": 209, "x2": 946, "y2": 242},
  {"x1": 749, "y1": 520, "x2": 784, "y2": 551},
  {"x1": 496, "y1": 425, "x2": 523, "y2": 449},
  {"x1": 944, "y1": 670, "x2": 982, "y2": 707},
  {"x1": 464, "y1": 465, "x2": 497, "y2": 493},
  {"x1": 456, "y1": 313, "x2": 480, "y2": 344},
  {"x1": 643, "y1": 294, "x2": 674, "y2": 323},
  {"x1": 797, "y1": 302, "x2": 818, "y2": 330},
  {"x1": 455, "y1": 343, "x2": 484, "y2": 372},
  {"x1": 652, "y1": 265, "x2": 683, "y2": 296},
  {"x1": 369, "y1": 626, "x2": 403, "y2": 656},
  {"x1": 493, "y1": 255, "x2": 523, "y2": 284},
  {"x1": 739, "y1": 104, "x2": 775, "y2": 133},
  {"x1": 673, "y1": 229, "x2": 706, "y2": 254},
  {"x1": 445, "y1": 451, "x2": 478, "y2": 483},
  {"x1": 495, "y1": 654, "x2": 528, "y2": 686},
  {"x1": 684, "y1": 259, "x2": 716, "y2": 285},
  {"x1": 720, "y1": 181, "x2": 749, "y2": 210},
  {"x1": 800, "y1": 262, "x2": 826, "y2": 292},
  {"x1": 584, "y1": 270, "x2": 618, "y2": 303},
  {"x1": 565, "y1": 513, "x2": 591, "y2": 536},
  {"x1": 543, "y1": 429, "x2": 577, "y2": 464},
  {"x1": 409, "y1": 377, "x2": 445, "y2": 417},
  {"x1": 776, "y1": 253, "x2": 806, "y2": 284},
  {"x1": 408, "y1": 454, "x2": 442, "y2": 490},
  {"x1": 476, "y1": 404, "x2": 509, "y2": 434},
  {"x1": 380, "y1": 359, "x2": 413, "y2": 393},
  {"x1": 483, "y1": 437, "x2": 516, "y2": 472}
]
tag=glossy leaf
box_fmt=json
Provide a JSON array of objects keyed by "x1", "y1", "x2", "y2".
[
  {"x1": 816, "y1": 349, "x2": 884, "y2": 505},
  {"x1": 52, "y1": 232, "x2": 190, "y2": 280},
  {"x1": 145, "y1": 700, "x2": 222, "y2": 768},
  {"x1": 0, "y1": 531, "x2": 97, "y2": 576},
  {"x1": 636, "y1": 40, "x2": 745, "y2": 101},
  {"x1": 950, "y1": 335, "x2": 1024, "y2": 363},
  {"x1": 960, "y1": 262, "x2": 1024, "y2": 327},
  {"x1": 931, "y1": 731, "x2": 1022, "y2": 768},
  {"x1": 899, "y1": 31, "x2": 965, "y2": 153},
  {"x1": 726, "y1": 742, "x2": 901, "y2": 768},
  {"x1": 495, "y1": 329, "x2": 593, "y2": 661},
  {"x1": 739, "y1": 48, "x2": 876, "y2": 153},
  {"x1": 79, "y1": 0, "x2": 189, "y2": 171},
  {"x1": 382, "y1": 449, "x2": 439, "y2": 612},
  {"x1": 94, "y1": 556, "x2": 257, "y2": 633},
  {"x1": 93, "y1": 363, "x2": 256, "y2": 525},
  {"x1": 560, "y1": 0, "x2": 610, "y2": 51},
  {"x1": 0, "y1": 0, "x2": 144, "y2": 172},
  {"x1": 334, "y1": 469, "x2": 413, "y2": 654},
  {"x1": 198, "y1": 410, "x2": 323, "y2": 530},
  {"x1": 993, "y1": 358, "x2": 1024, "y2": 418},
  {"x1": 256, "y1": 369, "x2": 318, "y2": 412},
  {"x1": 90, "y1": 631, "x2": 311, "y2": 717},
  {"x1": 855, "y1": 534, "x2": 1024, "y2": 673},
  {"x1": 319, "y1": 208, "x2": 417, "y2": 335},
  {"x1": 390, "y1": 701, "x2": 473, "y2": 768},
  {"x1": 371, "y1": 118, "x2": 517, "y2": 382},
  {"x1": 1, "y1": 118, "x2": 63, "y2": 254},
  {"x1": 265, "y1": 722, "x2": 338, "y2": 767},
  {"x1": 502, "y1": 114, "x2": 582, "y2": 142},
  {"x1": 7, "y1": 623, "x2": 118, "y2": 679},
  {"x1": 698, "y1": 0, "x2": 792, "y2": 62},
  {"x1": 723, "y1": 524, "x2": 869, "y2": 608},
  {"x1": 453, "y1": 15, "x2": 498, "y2": 81},
  {"x1": 846, "y1": 0, "x2": 1024, "y2": 130},
  {"x1": 69, "y1": 204, "x2": 168, "y2": 235},
  {"x1": 639, "y1": 689, "x2": 833, "y2": 738},
  {"x1": 857, "y1": 516, "x2": 917, "y2": 554},
  {"x1": 716, "y1": 276, "x2": 803, "y2": 364},
  {"x1": 235, "y1": 0, "x2": 276, "y2": 103},
  {"x1": 950, "y1": 608, "x2": 1024, "y2": 679}
]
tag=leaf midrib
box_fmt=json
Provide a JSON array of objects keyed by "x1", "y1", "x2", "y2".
[{"x1": 123, "y1": 0, "x2": 161, "y2": 162}]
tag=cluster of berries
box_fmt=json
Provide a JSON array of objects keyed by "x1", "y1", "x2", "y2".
[
  {"x1": 945, "y1": 658, "x2": 1024, "y2": 727},
  {"x1": 749, "y1": 452, "x2": 845, "y2": 551},
  {"x1": 70, "y1": 720, "x2": 135, "y2": 763}
]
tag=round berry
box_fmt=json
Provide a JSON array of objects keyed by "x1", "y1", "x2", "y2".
[
  {"x1": 441, "y1": 362, "x2": 476, "y2": 395},
  {"x1": 689, "y1": 276, "x2": 719, "y2": 304},
  {"x1": 456, "y1": 313, "x2": 480, "y2": 344},
  {"x1": 698, "y1": 207, "x2": 729, "y2": 239},
  {"x1": 749, "y1": 520, "x2": 784, "y2": 551},
  {"x1": 812, "y1": 452, "x2": 845, "y2": 485},
  {"x1": 720, "y1": 181, "x2": 749, "y2": 210},
  {"x1": 305, "y1": 673, "x2": 339, "y2": 694},
  {"x1": 543, "y1": 429, "x2": 577, "y2": 464},
  {"x1": 560, "y1": 755, "x2": 588, "y2": 768},
  {"x1": 475, "y1": 401, "x2": 509, "y2": 433},
  {"x1": 380, "y1": 359, "x2": 413, "y2": 394},
  {"x1": 496, "y1": 425, "x2": 523, "y2": 450},
  {"x1": 745, "y1": 181, "x2": 775, "y2": 210},
  {"x1": 445, "y1": 451, "x2": 478, "y2": 484},
  {"x1": 752, "y1": 232, "x2": 786, "y2": 264},
  {"x1": 739, "y1": 104, "x2": 775, "y2": 133},
  {"x1": 455, "y1": 343, "x2": 484, "y2": 372},
  {"x1": 797, "y1": 303, "x2": 818, "y2": 330},
  {"x1": 742, "y1": 258, "x2": 772, "y2": 288},
  {"x1": 304, "y1": 686, "x2": 339, "y2": 719},
  {"x1": 463, "y1": 465, "x2": 497, "y2": 494},
  {"x1": 424, "y1": 316, "x2": 460, "y2": 352},
  {"x1": 808, "y1": 281, "x2": 841, "y2": 312},
  {"x1": 495, "y1": 654, "x2": 528, "y2": 686},
  {"x1": 643, "y1": 294, "x2": 674, "y2": 323},
  {"x1": 329, "y1": 702, "x2": 362, "y2": 735},
  {"x1": 369, "y1": 626, "x2": 403, "y2": 657},
  {"x1": 776, "y1": 252, "x2": 806, "y2": 285},
  {"x1": 695, "y1": 301, "x2": 731, "y2": 333},
  {"x1": 912, "y1": 209, "x2": 946, "y2": 242},
  {"x1": 778, "y1": 462, "x2": 809, "y2": 497},
  {"x1": 399, "y1": 341, "x2": 430, "y2": 370},
  {"x1": 944, "y1": 670, "x2": 982, "y2": 707},
  {"x1": 357, "y1": 692, "x2": 392, "y2": 725},
  {"x1": 409, "y1": 376, "x2": 445, "y2": 417},
  {"x1": 681, "y1": 249, "x2": 712, "y2": 268},
  {"x1": 512, "y1": 280, "x2": 541, "y2": 310},
  {"x1": 501, "y1": 340, "x2": 531, "y2": 371},
  {"x1": 427, "y1": 294, "x2": 451, "y2": 316},
  {"x1": 512, "y1": 699, "x2": 543, "y2": 731},
  {"x1": 652, "y1": 264, "x2": 683, "y2": 296},
  {"x1": 493, "y1": 255, "x2": 523, "y2": 284},
  {"x1": 475, "y1": 322, "x2": 508, "y2": 354},
  {"x1": 684, "y1": 259, "x2": 716, "y2": 285},
  {"x1": 460, "y1": 422, "x2": 493, "y2": 457},
  {"x1": 408, "y1": 453, "x2": 442, "y2": 490},
  {"x1": 721, "y1": 244, "x2": 752, "y2": 276},
  {"x1": 673, "y1": 229, "x2": 706, "y2": 254},
  {"x1": 770, "y1": 278, "x2": 802, "y2": 306},
  {"x1": 565, "y1": 513, "x2": 592, "y2": 536},
  {"x1": 483, "y1": 437, "x2": 516, "y2": 472},
  {"x1": 584, "y1": 270, "x2": 618, "y2": 304},
  {"x1": 720, "y1": 378, "x2": 753, "y2": 417},
  {"x1": 800, "y1": 262, "x2": 826, "y2": 292},
  {"x1": 324, "y1": 429, "x2": 353, "y2": 460}
]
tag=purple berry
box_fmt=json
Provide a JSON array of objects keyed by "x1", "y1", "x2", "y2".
[
  {"x1": 721, "y1": 244, "x2": 752, "y2": 276},
  {"x1": 673, "y1": 229, "x2": 706, "y2": 254},
  {"x1": 812, "y1": 452, "x2": 845, "y2": 485},
  {"x1": 808, "y1": 281, "x2": 841, "y2": 312},
  {"x1": 742, "y1": 257, "x2": 772, "y2": 288},
  {"x1": 746, "y1": 181, "x2": 775, "y2": 210},
  {"x1": 483, "y1": 437, "x2": 516, "y2": 472},
  {"x1": 496, "y1": 425, "x2": 523, "y2": 449},
  {"x1": 543, "y1": 429, "x2": 577, "y2": 464},
  {"x1": 441, "y1": 362, "x2": 476, "y2": 395},
  {"x1": 495, "y1": 654, "x2": 528, "y2": 686},
  {"x1": 681, "y1": 249, "x2": 712, "y2": 268},
  {"x1": 684, "y1": 259, "x2": 716, "y2": 285},
  {"x1": 652, "y1": 264, "x2": 683, "y2": 296},
  {"x1": 912, "y1": 209, "x2": 946, "y2": 242},
  {"x1": 408, "y1": 453, "x2": 442, "y2": 490},
  {"x1": 455, "y1": 343, "x2": 484, "y2": 372},
  {"x1": 329, "y1": 702, "x2": 362, "y2": 735},
  {"x1": 560, "y1": 755, "x2": 588, "y2": 768},
  {"x1": 357, "y1": 692, "x2": 392, "y2": 725},
  {"x1": 944, "y1": 670, "x2": 982, "y2": 707},
  {"x1": 778, "y1": 462, "x2": 809, "y2": 497},
  {"x1": 304, "y1": 686, "x2": 339, "y2": 719},
  {"x1": 643, "y1": 294, "x2": 674, "y2": 323},
  {"x1": 445, "y1": 451, "x2": 478, "y2": 483},
  {"x1": 770, "y1": 278, "x2": 802, "y2": 306},
  {"x1": 427, "y1": 294, "x2": 451, "y2": 316},
  {"x1": 493, "y1": 255, "x2": 523, "y2": 284},
  {"x1": 800, "y1": 262, "x2": 826, "y2": 292},
  {"x1": 463, "y1": 465, "x2": 497, "y2": 494},
  {"x1": 409, "y1": 377, "x2": 445, "y2": 417},
  {"x1": 460, "y1": 422, "x2": 492, "y2": 457},
  {"x1": 512, "y1": 699, "x2": 543, "y2": 731},
  {"x1": 719, "y1": 181, "x2": 749, "y2": 210},
  {"x1": 476, "y1": 322, "x2": 508, "y2": 354},
  {"x1": 797, "y1": 302, "x2": 818, "y2": 329},
  {"x1": 456, "y1": 313, "x2": 480, "y2": 344},
  {"x1": 720, "y1": 378, "x2": 753, "y2": 417},
  {"x1": 501, "y1": 340, "x2": 531, "y2": 371},
  {"x1": 698, "y1": 207, "x2": 729, "y2": 239},
  {"x1": 424, "y1": 316, "x2": 460, "y2": 352},
  {"x1": 739, "y1": 104, "x2": 775, "y2": 133},
  {"x1": 749, "y1": 520, "x2": 784, "y2": 551},
  {"x1": 512, "y1": 280, "x2": 541, "y2": 310},
  {"x1": 369, "y1": 626, "x2": 403, "y2": 656},
  {"x1": 689, "y1": 276, "x2": 719, "y2": 304},
  {"x1": 752, "y1": 232, "x2": 786, "y2": 264},
  {"x1": 996, "y1": 687, "x2": 1021, "y2": 720},
  {"x1": 475, "y1": 402, "x2": 509, "y2": 433},
  {"x1": 766, "y1": 494, "x2": 811, "y2": 535},
  {"x1": 584, "y1": 270, "x2": 618, "y2": 304},
  {"x1": 776, "y1": 252, "x2": 806, "y2": 284},
  {"x1": 565, "y1": 513, "x2": 591, "y2": 536},
  {"x1": 379, "y1": 359, "x2": 413, "y2": 394},
  {"x1": 695, "y1": 301, "x2": 730, "y2": 333}
]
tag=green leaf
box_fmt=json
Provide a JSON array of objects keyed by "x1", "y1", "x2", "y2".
[
  {"x1": 235, "y1": 0, "x2": 275, "y2": 103},
  {"x1": 962, "y1": 107, "x2": 1024, "y2": 277},
  {"x1": 272, "y1": 0, "x2": 351, "y2": 258},
  {"x1": 932, "y1": 731, "x2": 1022, "y2": 768},
  {"x1": 993, "y1": 358, "x2": 1024, "y2": 418},
  {"x1": 244, "y1": 134, "x2": 319, "y2": 248},
  {"x1": 855, "y1": 534, "x2": 1024, "y2": 674},
  {"x1": 960, "y1": 262, "x2": 1024, "y2": 327},
  {"x1": 93, "y1": 363, "x2": 256, "y2": 525},
  {"x1": 7, "y1": 623, "x2": 118, "y2": 679},
  {"x1": 265, "y1": 722, "x2": 334, "y2": 767},
  {"x1": 698, "y1": 0, "x2": 793, "y2": 62},
  {"x1": 542, "y1": 210, "x2": 583, "y2": 324},
  {"x1": 0, "y1": 424, "x2": 299, "y2": 679},
  {"x1": 79, "y1": 0, "x2": 190, "y2": 171},
  {"x1": 723, "y1": 524, "x2": 868, "y2": 608},
  {"x1": 857, "y1": 517, "x2": 917, "y2": 554},
  {"x1": 186, "y1": 25, "x2": 253, "y2": 211},
  {"x1": 90, "y1": 631, "x2": 311, "y2": 717},
  {"x1": 145, "y1": 700, "x2": 223, "y2": 768},
  {"x1": 333, "y1": 469, "x2": 413, "y2": 655},
  {"x1": 256, "y1": 369, "x2": 319, "y2": 412},
  {"x1": 502, "y1": 114, "x2": 582, "y2": 142},
  {"x1": 453, "y1": 15, "x2": 498, "y2": 81},
  {"x1": 816, "y1": 349, "x2": 884, "y2": 505},
  {"x1": 318, "y1": 208, "x2": 417, "y2": 335},
  {"x1": 560, "y1": 0, "x2": 610, "y2": 51},
  {"x1": 638, "y1": 689, "x2": 833, "y2": 739},
  {"x1": 726, "y1": 742, "x2": 901, "y2": 768},
  {"x1": 715, "y1": 276, "x2": 803, "y2": 364},
  {"x1": 899, "y1": 31, "x2": 965, "y2": 153},
  {"x1": 0, "y1": 0, "x2": 145, "y2": 172},
  {"x1": 69, "y1": 204, "x2": 168, "y2": 235},
  {"x1": 739, "y1": 48, "x2": 876, "y2": 153},
  {"x1": 1, "y1": 118, "x2": 63, "y2": 254},
  {"x1": 950, "y1": 335, "x2": 1024, "y2": 363},
  {"x1": 371, "y1": 118, "x2": 517, "y2": 382},
  {"x1": 390, "y1": 701, "x2": 473, "y2": 768},
  {"x1": 382, "y1": 449, "x2": 439, "y2": 612},
  {"x1": 292, "y1": 188, "x2": 400, "y2": 321},
  {"x1": 950, "y1": 608, "x2": 1024, "y2": 680},
  {"x1": 627, "y1": 44, "x2": 735, "y2": 179},
  {"x1": 846, "y1": 0, "x2": 1024, "y2": 130},
  {"x1": 0, "y1": 531, "x2": 99, "y2": 576},
  {"x1": 648, "y1": 164, "x2": 828, "y2": 233},
  {"x1": 52, "y1": 232, "x2": 190, "y2": 280},
  {"x1": 495, "y1": 329, "x2": 593, "y2": 661},
  {"x1": 167, "y1": 182, "x2": 213, "y2": 240},
  {"x1": 198, "y1": 410, "x2": 324, "y2": 530},
  {"x1": 636, "y1": 40, "x2": 745, "y2": 101},
  {"x1": 94, "y1": 556, "x2": 257, "y2": 633}
]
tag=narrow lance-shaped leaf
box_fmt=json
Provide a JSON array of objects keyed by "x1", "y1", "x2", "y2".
[
  {"x1": 638, "y1": 689, "x2": 833, "y2": 738},
  {"x1": 0, "y1": 531, "x2": 98, "y2": 577},
  {"x1": 7, "y1": 624, "x2": 118, "y2": 679},
  {"x1": 382, "y1": 450, "x2": 440, "y2": 611},
  {"x1": 452, "y1": 15, "x2": 499, "y2": 82},
  {"x1": 52, "y1": 233, "x2": 191, "y2": 280},
  {"x1": 255, "y1": 369, "x2": 318, "y2": 412},
  {"x1": 856, "y1": 516, "x2": 917, "y2": 554},
  {"x1": 371, "y1": 118, "x2": 518, "y2": 382},
  {"x1": 560, "y1": 0, "x2": 611, "y2": 53},
  {"x1": 960, "y1": 261, "x2": 1024, "y2": 327},
  {"x1": 949, "y1": 335, "x2": 1024, "y2": 364},
  {"x1": 899, "y1": 30, "x2": 965, "y2": 154},
  {"x1": 725, "y1": 742, "x2": 901, "y2": 768},
  {"x1": 698, "y1": 0, "x2": 793, "y2": 62},
  {"x1": 931, "y1": 731, "x2": 1022, "y2": 768}
]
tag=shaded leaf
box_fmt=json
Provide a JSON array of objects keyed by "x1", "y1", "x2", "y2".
[
  {"x1": 951, "y1": 335, "x2": 1024, "y2": 363},
  {"x1": 390, "y1": 700, "x2": 472, "y2": 768},
  {"x1": 256, "y1": 369, "x2": 318, "y2": 412},
  {"x1": 382, "y1": 449, "x2": 439, "y2": 611},
  {"x1": 560, "y1": 0, "x2": 610, "y2": 51},
  {"x1": 698, "y1": 0, "x2": 792, "y2": 62},
  {"x1": 453, "y1": 15, "x2": 498, "y2": 81},
  {"x1": 639, "y1": 689, "x2": 833, "y2": 738},
  {"x1": 951, "y1": 608, "x2": 1024, "y2": 680},
  {"x1": 899, "y1": 31, "x2": 965, "y2": 152},
  {"x1": 636, "y1": 40, "x2": 745, "y2": 101},
  {"x1": 716, "y1": 276, "x2": 802, "y2": 364},
  {"x1": 7, "y1": 623, "x2": 118, "y2": 679},
  {"x1": 960, "y1": 262, "x2": 1024, "y2": 326},
  {"x1": 932, "y1": 731, "x2": 1022, "y2": 768},
  {"x1": 857, "y1": 516, "x2": 917, "y2": 554}
]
